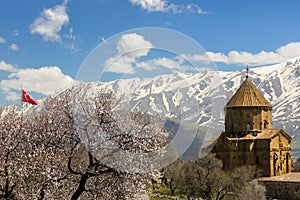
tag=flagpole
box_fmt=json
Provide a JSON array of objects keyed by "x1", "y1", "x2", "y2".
[{"x1": 21, "y1": 87, "x2": 23, "y2": 121}]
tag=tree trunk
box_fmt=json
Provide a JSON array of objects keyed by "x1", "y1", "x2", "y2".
[{"x1": 170, "y1": 178, "x2": 175, "y2": 194}]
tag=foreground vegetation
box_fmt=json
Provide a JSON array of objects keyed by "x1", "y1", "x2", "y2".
[
  {"x1": 0, "y1": 85, "x2": 167, "y2": 199},
  {"x1": 151, "y1": 154, "x2": 266, "y2": 200},
  {"x1": 0, "y1": 84, "x2": 271, "y2": 199}
]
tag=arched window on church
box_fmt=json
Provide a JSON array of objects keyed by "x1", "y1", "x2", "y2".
[
  {"x1": 286, "y1": 154, "x2": 289, "y2": 173},
  {"x1": 264, "y1": 120, "x2": 268, "y2": 129},
  {"x1": 273, "y1": 154, "x2": 278, "y2": 176},
  {"x1": 247, "y1": 122, "x2": 251, "y2": 131}
]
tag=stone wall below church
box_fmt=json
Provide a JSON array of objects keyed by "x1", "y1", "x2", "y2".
[{"x1": 258, "y1": 173, "x2": 300, "y2": 200}]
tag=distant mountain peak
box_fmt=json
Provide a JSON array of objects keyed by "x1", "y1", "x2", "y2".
[{"x1": 2, "y1": 58, "x2": 300, "y2": 141}]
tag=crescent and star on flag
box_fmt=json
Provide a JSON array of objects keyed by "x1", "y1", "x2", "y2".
[{"x1": 21, "y1": 89, "x2": 38, "y2": 105}]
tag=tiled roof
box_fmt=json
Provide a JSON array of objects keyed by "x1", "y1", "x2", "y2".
[
  {"x1": 255, "y1": 129, "x2": 281, "y2": 139},
  {"x1": 226, "y1": 77, "x2": 272, "y2": 108},
  {"x1": 225, "y1": 128, "x2": 291, "y2": 140}
]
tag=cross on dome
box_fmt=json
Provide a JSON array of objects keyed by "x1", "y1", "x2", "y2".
[{"x1": 246, "y1": 66, "x2": 249, "y2": 78}]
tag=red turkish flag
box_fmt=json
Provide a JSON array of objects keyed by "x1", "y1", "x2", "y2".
[{"x1": 21, "y1": 89, "x2": 38, "y2": 105}]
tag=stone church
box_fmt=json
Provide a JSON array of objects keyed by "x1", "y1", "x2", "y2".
[{"x1": 213, "y1": 72, "x2": 292, "y2": 177}]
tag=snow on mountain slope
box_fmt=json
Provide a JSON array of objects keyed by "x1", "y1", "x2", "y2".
[
  {"x1": 105, "y1": 57, "x2": 300, "y2": 139},
  {"x1": 2, "y1": 58, "x2": 300, "y2": 140}
]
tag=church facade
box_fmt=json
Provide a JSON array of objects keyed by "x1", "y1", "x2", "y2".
[{"x1": 213, "y1": 74, "x2": 292, "y2": 177}]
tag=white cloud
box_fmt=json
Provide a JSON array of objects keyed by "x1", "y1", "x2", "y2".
[
  {"x1": 105, "y1": 33, "x2": 154, "y2": 74},
  {"x1": 135, "y1": 61, "x2": 157, "y2": 71},
  {"x1": 130, "y1": 0, "x2": 166, "y2": 12},
  {"x1": 0, "y1": 65, "x2": 75, "y2": 101},
  {"x1": 105, "y1": 56, "x2": 136, "y2": 74},
  {"x1": 0, "y1": 36, "x2": 5, "y2": 44},
  {"x1": 63, "y1": 27, "x2": 78, "y2": 51},
  {"x1": 136, "y1": 57, "x2": 188, "y2": 71},
  {"x1": 185, "y1": 4, "x2": 206, "y2": 14},
  {"x1": 5, "y1": 91, "x2": 19, "y2": 101},
  {"x1": 9, "y1": 44, "x2": 19, "y2": 51},
  {"x1": 182, "y1": 42, "x2": 300, "y2": 66},
  {"x1": 116, "y1": 33, "x2": 153, "y2": 57},
  {"x1": 0, "y1": 60, "x2": 18, "y2": 72},
  {"x1": 129, "y1": 0, "x2": 206, "y2": 14},
  {"x1": 153, "y1": 57, "x2": 184, "y2": 69},
  {"x1": 13, "y1": 30, "x2": 19, "y2": 37},
  {"x1": 30, "y1": 0, "x2": 69, "y2": 42}
]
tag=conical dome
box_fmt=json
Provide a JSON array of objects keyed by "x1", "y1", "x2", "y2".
[{"x1": 225, "y1": 77, "x2": 272, "y2": 108}]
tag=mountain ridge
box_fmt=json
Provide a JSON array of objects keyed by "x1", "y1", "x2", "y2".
[{"x1": 2, "y1": 57, "x2": 300, "y2": 157}]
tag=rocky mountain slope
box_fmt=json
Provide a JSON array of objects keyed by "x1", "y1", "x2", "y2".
[
  {"x1": 2, "y1": 57, "x2": 300, "y2": 157},
  {"x1": 106, "y1": 57, "x2": 300, "y2": 137}
]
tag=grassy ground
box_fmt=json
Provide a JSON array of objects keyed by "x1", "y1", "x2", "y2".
[{"x1": 151, "y1": 183, "x2": 186, "y2": 200}]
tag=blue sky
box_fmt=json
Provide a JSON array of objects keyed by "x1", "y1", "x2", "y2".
[{"x1": 1, "y1": 0, "x2": 300, "y2": 105}]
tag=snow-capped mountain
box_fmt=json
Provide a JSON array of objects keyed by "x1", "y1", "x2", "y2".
[
  {"x1": 2, "y1": 57, "x2": 300, "y2": 156},
  {"x1": 104, "y1": 57, "x2": 300, "y2": 138}
]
